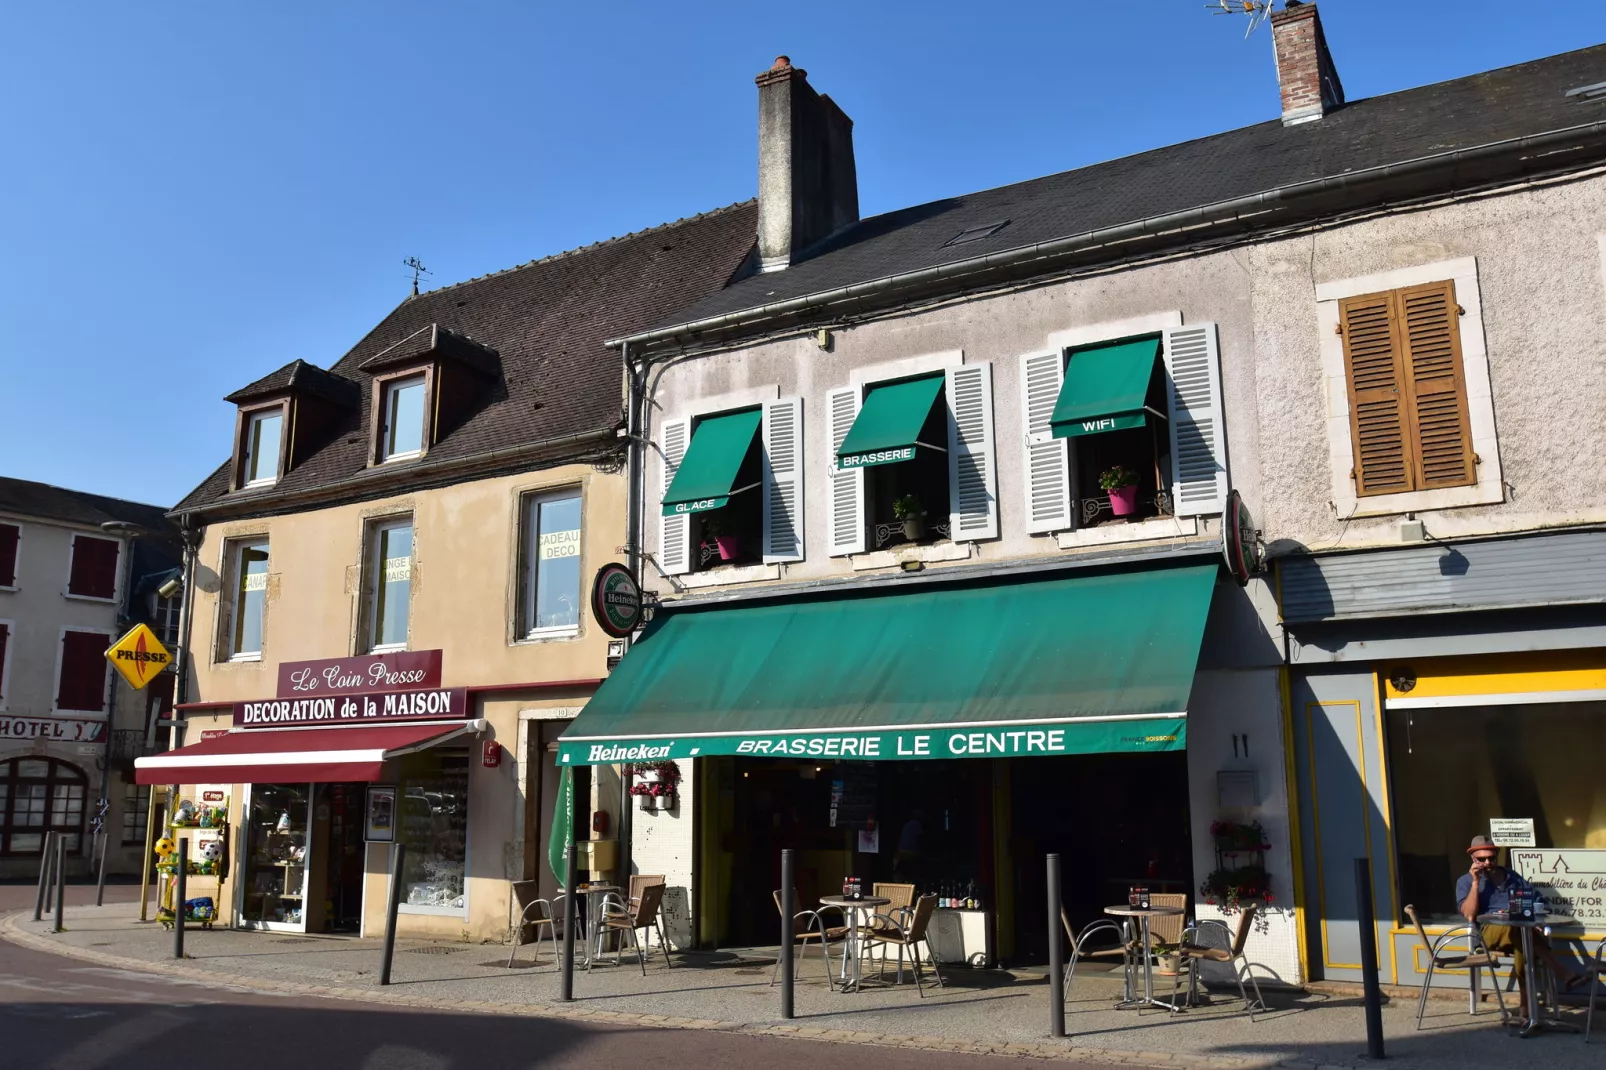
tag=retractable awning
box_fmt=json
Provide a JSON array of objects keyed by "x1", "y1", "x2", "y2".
[
  {"x1": 558, "y1": 563, "x2": 1216, "y2": 765},
  {"x1": 134, "y1": 721, "x2": 481, "y2": 785},
  {"x1": 1050, "y1": 338, "x2": 1163, "y2": 439},
  {"x1": 836, "y1": 374, "x2": 946, "y2": 469},
  {"x1": 662, "y1": 408, "x2": 763, "y2": 516}
]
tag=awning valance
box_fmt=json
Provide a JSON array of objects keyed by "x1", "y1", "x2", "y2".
[
  {"x1": 134, "y1": 721, "x2": 480, "y2": 785},
  {"x1": 558, "y1": 563, "x2": 1216, "y2": 765},
  {"x1": 662, "y1": 408, "x2": 763, "y2": 516},
  {"x1": 836, "y1": 374, "x2": 946, "y2": 469},
  {"x1": 1050, "y1": 338, "x2": 1162, "y2": 439}
]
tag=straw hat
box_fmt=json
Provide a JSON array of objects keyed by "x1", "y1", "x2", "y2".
[{"x1": 1466, "y1": 834, "x2": 1500, "y2": 856}]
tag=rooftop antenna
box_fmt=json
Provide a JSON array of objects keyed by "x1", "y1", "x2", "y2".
[
  {"x1": 1208, "y1": 0, "x2": 1275, "y2": 39},
  {"x1": 403, "y1": 256, "x2": 431, "y2": 296}
]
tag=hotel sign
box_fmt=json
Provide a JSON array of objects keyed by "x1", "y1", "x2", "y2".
[
  {"x1": 0, "y1": 716, "x2": 107, "y2": 742},
  {"x1": 276, "y1": 650, "x2": 443, "y2": 698},
  {"x1": 236, "y1": 686, "x2": 469, "y2": 730}
]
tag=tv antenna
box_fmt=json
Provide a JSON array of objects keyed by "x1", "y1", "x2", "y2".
[
  {"x1": 1208, "y1": 0, "x2": 1275, "y2": 39},
  {"x1": 403, "y1": 256, "x2": 432, "y2": 296}
]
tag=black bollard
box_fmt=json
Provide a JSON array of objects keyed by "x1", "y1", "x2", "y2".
[
  {"x1": 380, "y1": 842, "x2": 406, "y2": 985},
  {"x1": 52, "y1": 834, "x2": 67, "y2": 933},
  {"x1": 559, "y1": 842, "x2": 577, "y2": 1001},
  {"x1": 1047, "y1": 853, "x2": 1066, "y2": 1038},
  {"x1": 34, "y1": 831, "x2": 55, "y2": 922},
  {"x1": 95, "y1": 831, "x2": 108, "y2": 907},
  {"x1": 1354, "y1": 857, "x2": 1385, "y2": 1059},
  {"x1": 173, "y1": 837, "x2": 188, "y2": 958},
  {"x1": 780, "y1": 849, "x2": 796, "y2": 1019}
]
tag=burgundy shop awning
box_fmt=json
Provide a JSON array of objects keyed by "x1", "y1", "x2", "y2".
[{"x1": 133, "y1": 722, "x2": 479, "y2": 785}]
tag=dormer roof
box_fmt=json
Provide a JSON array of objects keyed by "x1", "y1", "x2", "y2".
[{"x1": 224, "y1": 358, "x2": 360, "y2": 408}]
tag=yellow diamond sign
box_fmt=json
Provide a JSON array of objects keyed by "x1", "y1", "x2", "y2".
[{"x1": 105, "y1": 623, "x2": 172, "y2": 690}]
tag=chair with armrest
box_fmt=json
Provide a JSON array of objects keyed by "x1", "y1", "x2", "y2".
[
  {"x1": 1404, "y1": 904, "x2": 1508, "y2": 1029},
  {"x1": 1062, "y1": 908, "x2": 1134, "y2": 1000},
  {"x1": 507, "y1": 879, "x2": 558, "y2": 969},
  {"x1": 860, "y1": 893, "x2": 943, "y2": 996},
  {"x1": 770, "y1": 888, "x2": 847, "y2": 990},
  {"x1": 1178, "y1": 902, "x2": 1266, "y2": 1020}
]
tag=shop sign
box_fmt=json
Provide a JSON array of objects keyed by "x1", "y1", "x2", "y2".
[
  {"x1": 104, "y1": 623, "x2": 172, "y2": 690},
  {"x1": 0, "y1": 716, "x2": 106, "y2": 742},
  {"x1": 592, "y1": 563, "x2": 642, "y2": 639},
  {"x1": 1221, "y1": 489, "x2": 1263, "y2": 587},
  {"x1": 1056, "y1": 412, "x2": 1147, "y2": 438},
  {"x1": 838, "y1": 446, "x2": 916, "y2": 469},
  {"x1": 1512, "y1": 850, "x2": 1606, "y2": 931},
  {"x1": 235, "y1": 686, "x2": 469, "y2": 730},
  {"x1": 664, "y1": 497, "x2": 727, "y2": 516},
  {"x1": 276, "y1": 650, "x2": 443, "y2": 698},
  {"x1": 1489, "y1": 818, "x2": 1536, "y2": 847},
  {"x1": 364, "y1": 785, "x2": 396, "y2": 843},
  {"x1": 559, "y1": 716, "x2": 1187, "y2": 765}
]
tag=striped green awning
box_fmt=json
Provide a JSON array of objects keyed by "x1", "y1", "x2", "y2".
[
  {"x1": 661, "y1": 408, "x2": 762, "y2": 516},
  {"x1": 1051, "y1": 338, "x2": 1162, "y2": 439},
  {"x1": 836, "y1": 374, "x2": 945, "y2": 469}
]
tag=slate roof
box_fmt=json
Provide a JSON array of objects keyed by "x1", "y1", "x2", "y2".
[
  {"x1": 357, "y1": 324, "x2": 500, "y2": 378},
  {"x1": 644, "y1": 44, "x2": 1606, "y2": 336},
  {"x1": 177, "y1": 202, "x2": 758, "y2": 516},
  {"x1": 0, "y1": 476, "x2": 178, "y2": 535},
  {"x1": 225, "y1": 358, "x2": 361, "y2": 408}
]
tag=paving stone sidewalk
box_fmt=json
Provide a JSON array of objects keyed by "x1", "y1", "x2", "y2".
[{"x1": 5, "y1": 903, "x2": 1598, "y2": 1069}]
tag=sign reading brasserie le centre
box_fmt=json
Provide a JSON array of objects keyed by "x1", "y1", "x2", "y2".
[{"x1": 234, "y1": 650, "x2": 463, "y2": 731}]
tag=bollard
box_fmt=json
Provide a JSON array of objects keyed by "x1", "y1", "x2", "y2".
[
  {"x1": 173, "y1": 837, "x2": 188, "y2": 958},
  {"x1": 379, "y1": 842, "x2": 406, "y2": 985},
  {"x1": 1354, "y1": 857, "x2": 1385, "y2": 1059},
  {"x1": 1047, "y1": 853, "x2": 1066, "y2": 1038},
  {"x1": 52, "y1": 834, "x2": 67, "y2": 933},
  {"x1": 34, "y1": 831, "x2": 56, "y2": 922},
  {"x1": 780, "y1": 849, "x2": 796, "y2": 1019},
  {"x1": 559, "y1": 841, "x2": 577, "y2": 1001},
  {"x1": 95, "y1": 831, "x2": 108, "y2": 907}
]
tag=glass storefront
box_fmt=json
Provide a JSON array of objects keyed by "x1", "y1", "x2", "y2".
[
  {"x1": 240, "y1": 784, "x2": 310, "y2": 928},
  {"x1": 395, "y1": 746, "x2": 469, "y2": 914}
]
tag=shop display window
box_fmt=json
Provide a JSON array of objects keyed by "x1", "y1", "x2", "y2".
[
  {"x1": 0, "y1": 758, "x2": 86, "y2": 855},
  {"x1": 240, "y1": 784, "x2": 310, "y2": 927},
  {"x1": 395, "y1": 746, "x2": 469, "y2": 914}
]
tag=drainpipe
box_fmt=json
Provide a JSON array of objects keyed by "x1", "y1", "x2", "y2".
[
  {"x1": 159, "y1": 518, "x2": 201, "y2": 750},
  {"x1": 617, "y1": 340, "x2": 639, "y2": 886}
]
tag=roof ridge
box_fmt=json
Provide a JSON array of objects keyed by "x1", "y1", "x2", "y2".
[{"x1": 0, "y1": 475, "x2": 172, "y2": 516}]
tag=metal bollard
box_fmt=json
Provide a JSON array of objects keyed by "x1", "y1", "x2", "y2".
[
  {"x1": 52, "y1": 835, "x2": 67, "y2": 933},
  {"x1": 559, "y1": 842, "x2": 577, "y2": 1002},
  {"x1": 173, "y1": 837, "x2": 188, "y2": 958},
  {"x1": 379, "y1": 842, "x2": 406, "y2": 985},
  {"x1": 780, "y1": 849, "x2": 796, "y2": 1019},
  {"x1": 1354, "y1": 857, "x2": 1385, "y2": 1059},
  {"x1": 1047, "y1": 853, "x2": 1065, "y2": 1038},
  {"x1": 95, "y1": 830, "x2": 108, "y2": 907},
  {"x1": 34, "y1": 831, "x2": 56, "y2": 922}
]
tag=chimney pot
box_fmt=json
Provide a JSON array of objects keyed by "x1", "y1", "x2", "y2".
[
  {"x1": 773, "y1": 55, "x2": 791, "y2": 70},
  {"x1": 754, "y1": 57, "x2": 858, "y2": 272},
  {"x1": 1270, "y1": 0, "x2": 1344, "y2": 125}
]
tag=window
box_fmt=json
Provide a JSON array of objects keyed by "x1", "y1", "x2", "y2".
[
  {"x1": 0, "y1": 523, "x2": 18, "y2": 587},
  {"x1": 518, "y1": 490, "x2": 581, "y2": 637},
  {"x1": 122, "y1": 783, "x2": 150, "y2": 845},
  {"x1": 0, "y1": 620, "x2": 11, "y2": 710},
  {"x1": 56, "y1": 629, "x2": 111, "y2": 712},
  {"x1": 67, "y1": 534, "x2": 120, "y2": 599},
  {"x1": 396, "y1": 746, "x2": 469, "y2": 915},
  {"x1": 365, "y1": 517, "x2": 413, "y2": 651},
  {"x1": 226, "y1": 539, "x2": 270, "y2": 660},
  {"x1": 242, "y1": 408, "x2": 284, "y2": 486},
  {"x1": 153, "y1": 589, "x2": 182, "y2": 649},
  {"x1": 0, "y1": 758, "x2": 87, "y2": 855},
  {"x1": 380, "y1": 375, "x2": 428, "y2": 461}
]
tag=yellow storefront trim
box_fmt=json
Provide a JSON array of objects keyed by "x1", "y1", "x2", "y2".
[{"x1": 1381, "y1": 650, "x2": 1606, "y2": 702}]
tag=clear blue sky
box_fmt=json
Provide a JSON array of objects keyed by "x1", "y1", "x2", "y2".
[{"x1": 4, "y1": 2, "x2": 1603, "y2": 507}]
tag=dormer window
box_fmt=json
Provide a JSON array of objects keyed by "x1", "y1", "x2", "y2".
[
  {"x1": 223, "y1": 359, "x2": 359, "y2": 493},
  {"x1": 380, "y1": 373, "x2": 428, "y2": 462},
  {"x1": 359, "y1": 325, "x2": 499, "y2": 467},
  {"x1": 242, "y1": 408, "x2": 284, "y2": 486}
]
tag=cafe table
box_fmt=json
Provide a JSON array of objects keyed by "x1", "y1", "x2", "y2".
[
  {"x1": 575, "y1": 883, "x2": 623, "y2": 967},
  {"x1": 1104, "y1": 904, "x2": 1187, "y2": 1012},
  {"x1": 820, "y1": 894, "x2": 892, "y2": 992},
  {"x1": 1476, "y1": 911, "x2": 1580, "y2": 1037}
]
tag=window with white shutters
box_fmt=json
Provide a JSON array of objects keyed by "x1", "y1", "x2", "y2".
[
  {"x1": 761, "y1": 397, "x2": 805, "y2": 563},
  {"x1": 825, "y1": 387, "x2": 866, "y2": 556},
  {"x1": 945, "y1": 363, "x2": 999, "y2": 541},
  {"x1": 658, "y1": 419, "x2": 691, "y2": 576},
  {"x1": 1162, "y1": 323, "x2": 1230, "y2": 516},
  {"x1": 1020, "y1": 351, "x2": 1072, "y2": 534}
]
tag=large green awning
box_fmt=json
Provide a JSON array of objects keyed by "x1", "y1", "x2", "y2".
[
  {"x1": 836, "y1": 374, "x2": 946, "y2": 469},
  {"x1": 558, "y1": 563, "x2": 1216, "y2": 765},
  {"x1": 661, "y1": 408, "x2": 763, "y2": 516},
  {"x1": 1050, "y1": 338, "x2": 1162, "y2": 439}
]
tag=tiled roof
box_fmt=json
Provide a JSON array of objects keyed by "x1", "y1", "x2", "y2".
[
  {"x1": 224, "y1": 358, "x2": 361, "y2": 408},
  {"x1": 0, "y1": 476, "x2": 178, "y2": 535},
  {"x1": 357, "y1": 324, "x2": 500, "y2": 378},
  {"x1": 178, "y1": 202, "x2": 758, "y2": 515}
]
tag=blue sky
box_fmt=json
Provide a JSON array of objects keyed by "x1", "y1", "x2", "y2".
[{"x1": 4, "y1": 2, "x2": 1603, "y2": 507}]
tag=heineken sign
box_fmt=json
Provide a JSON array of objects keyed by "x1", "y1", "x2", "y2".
[
  {"x1": 592, "y1": 562, "x2": 642, "y2": 639},
  {"x1": 559, "y1": 716, "x2": 1187, "y2": 766},
  {"x1": 662, "y1": 496, "x2": 727, "y2": 516},
  {"x1": 838, "y1": 445, "x2": 916, "y2": 469}
]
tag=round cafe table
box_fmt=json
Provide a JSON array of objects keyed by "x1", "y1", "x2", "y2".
[
  {"x1": 820, "y1": 895, "x2": 891, "y2": 992},
  {"x1": 575, "y1": 883, "x2": 622, "y2": 967},
  {"x1": 1104, "y1": 904, "x2": 1187, "y2": 1012},
  {"x1": 1477, "y1": 911, "x2": 1579, "y2": 1037}
]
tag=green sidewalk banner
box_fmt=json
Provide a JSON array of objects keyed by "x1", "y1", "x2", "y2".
[{"x1": 546, "y1": 764, "x2": 573, "y2": 883}]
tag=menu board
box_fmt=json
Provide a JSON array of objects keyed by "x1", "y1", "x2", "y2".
[
  {"x1": 1512, "y1": 849, "x2": 1606, "y2": 931},
  {"x1": 828, "y1": 765, "x2": 876, "y2": 830}
]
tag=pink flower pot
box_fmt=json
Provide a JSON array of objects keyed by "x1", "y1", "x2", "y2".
[
  {"x1": 1108, "y1": 485, "x2": 1141, "y2": 517},
  {"x1": 715, "y1": 536, "x2": 739, "y2": 561}
]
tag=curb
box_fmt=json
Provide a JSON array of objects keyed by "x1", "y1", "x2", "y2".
[{"x1": 0, "y1": 911, "x2": 1330, "y2": 1069}]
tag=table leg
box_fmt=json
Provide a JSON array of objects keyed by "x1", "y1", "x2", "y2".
[
  {"x1": 1521, "y1": 928, "x2": 1539, "y2": 1037},
  {"x1": 1142, "y1": 918, "x2": 1155, "y2": 1006}
]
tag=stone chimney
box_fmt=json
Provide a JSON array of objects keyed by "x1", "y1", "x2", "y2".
[
  {"x1": 755, "y1": 56, "x2": 859, "y2": 272},
  {"x1": 1270, "y1": 1, "x2": 1344, "y2": 125}
]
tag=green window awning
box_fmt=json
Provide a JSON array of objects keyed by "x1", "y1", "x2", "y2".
[
  {"x1": 661, "y1": 408, "x2": 763, "y2": 516},
  {"x1": 836, "y1": 374, "x2": 946, "y2": 469},
  {"x1": 558, "y1": 562, "x2": 1216, "y2": 765},
  {"x1": 1050, "y1": 338, "x2": 1162, "y2": 439}
]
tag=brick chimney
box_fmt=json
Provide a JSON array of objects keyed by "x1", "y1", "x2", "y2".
[
  {"x1": 755, "y1": 56, "x2": 859, "y2": 272},
  {"x1": 1270, "y1": 1, "x2": 1344, "y2": 125}
]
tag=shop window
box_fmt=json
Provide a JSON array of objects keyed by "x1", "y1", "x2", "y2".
[
  {"x1": 223, "y1": 538, "x2": 270, "y2": 661},
  {"x1": 364, "y1": 517, "x2": 413, "y2": 652},
  {"x1": 395, "y1": 746, "x2": 469, "y2": 914},
  {"x1": 122, "y1": 783, "x2": 150, "y2": 845},
  {"x1": 0, "y1": 758, "x2": 87, "y2": 855},
  {"x1": 240, "y1": 406, "x2": 285, "y2": 487},
  {"x1": 0, "y1": 523, "x2": 18, "y2": 588},
  {"x1": 67, "y1": 534, "x2": 120, "y2": 600},
  {"x1": 1385, "y1": 700, "x2": 1606, "y2": 923},
  {"x1": 379, "y1": 374, "x2": 428, "y2": 462},
  {"x1": 517, "y1": 489, "x2": 582, "y2": 638},
  {"x1": 241, "y1": 784, "x2": 310, "y2": 927},
  {"x1": 56, "y1": 629, "x2": 111, "y2": 712}
]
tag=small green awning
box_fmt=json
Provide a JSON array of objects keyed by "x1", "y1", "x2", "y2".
[
  {"x1": 1050, "y1": 338, "x2": 1162, "y2": 439},
  {"x1": 558, "y1": 562, "x2": 1216, "y2": 765},
  {"x1": 836, "y1": 374, "x2": 946, "y2": 469},
  {"x1": 661, "y1": 408, "x2": 763, "y2": 516}
]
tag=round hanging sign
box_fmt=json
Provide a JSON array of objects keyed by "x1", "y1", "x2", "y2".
[
  {"x1": 1222, "y1": 489, "x2": 1263, "y2": 587},
  {"x1": 592, "y1": 563, "x2": 643, "y2": 638}
]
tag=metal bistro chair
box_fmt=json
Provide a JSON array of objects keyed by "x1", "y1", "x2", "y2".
[
  {"x1": 591, "y1": 882, "x2": 672, "y2": 975},
  {"x1": 628, "y1": 873, "x2": 665, "y2": 911},
  {"x1": 506, "y1": 879, "x2": 559, "y2": 969},
  {"x1": 771, "y1": 889, "x2": 848, "y2": 990},
  {"x1": 1177, "y1": 902, "x2": 1266, "y2": 1020},
  {"x1": 1586, "y1": 935, "x2": 1606, "y2": 1043},
  {"x1": 1062, "y1": 909, "x2": 1136, "y2": 1000},
  {"x1": 860, "y1": 893, "x2": 944, "y2": 996},
  {"x1": 1141, "y1": 893, "x2": 1190, "y2": 999},
  {"x1": 864, "y1": 882, "x2": 916, "y2": 980},
  {"x1": 1403, "y1": 904, "x2": 1509, "y2": 1029}
]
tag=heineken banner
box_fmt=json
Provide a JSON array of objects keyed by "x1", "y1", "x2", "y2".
[
  {"x1": 546, "y1": 764, "x2": 573, "y2": 884},
  {"x1": 558, "y1": 716, "x2": 1185, "y2": 766}
]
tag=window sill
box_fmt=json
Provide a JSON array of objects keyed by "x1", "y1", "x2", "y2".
[
  {"x1": 0, "y1": 585, "x2": 17, "y2": 593},
  {"x1": 62, "y1": 592, "x2": 118, "y2": 604},
  {"x1": 398, "y1": 902, "x2": 466, "y2": 917},
  {"x1": 243, "y1": 477, "x2": 280, "y2": 490},
  {"x1": 51, "y1": 706, "x2": 108, "y2": 716},
  {"x1": 1336, "y1": 480, "x2": 1503, "y2": 519},
  {"x1": 378, "y1": 451, "x2": 424, "y2": 465},
  {"x1": 680, "y1": 563, "x2": 782, "y2": 589},
  {"x1": 225, "y1": 652, "x2": 263, "y2": 664},
  {"x1": 1055, "y1": 515, "x2": 1198, "y2": 550},
  {"x1": 851, "y1": 541, "x2": 973, "y2": 572},
  {"x1": 368, "y1": 644, "x2": 408, "y2": 655},
  {"x1": 514, "y1": 627, "x2": 580, "y2": 645}
]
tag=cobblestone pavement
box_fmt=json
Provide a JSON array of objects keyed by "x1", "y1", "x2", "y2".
[{"x1": 5, "y1": 902, "x2": 1600, "y2": 1069}]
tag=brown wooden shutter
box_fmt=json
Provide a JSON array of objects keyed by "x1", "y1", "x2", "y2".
[
  {"x1": 0, "y1": 523, "x2": 17, "y2": 587},
  {"x1": 57, "y1": 630, "x2": 109, "y2": 712},
  {"x1": 0, "y1": 622, "x2": 9, "y2": 700},
  {"x1": 67, "y1": 535, "x2": 119, "y2": 598},
  {"x1": 1339, "y1": 292, "x2": 1415, "y2": 496},
  {"x1": 1398, "y1": 281, "x2": 1476, "y2": 489}
]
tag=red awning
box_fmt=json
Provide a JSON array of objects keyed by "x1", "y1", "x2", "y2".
[{"x1": 134, "y1": 722, "x2": 477, "y2": 785}]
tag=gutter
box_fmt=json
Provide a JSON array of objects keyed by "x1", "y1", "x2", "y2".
[{"x1": 606, "y1": 119, "x2": 1606, "y2": 351}]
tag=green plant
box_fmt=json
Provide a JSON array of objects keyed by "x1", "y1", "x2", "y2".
[
  {"x1": 1099, "y1": 464, "x2": 1139, "y2": 492},
  {"x1": 1211, "y1": 819, "x2": 1271, "y2": 852},
  {"x1": 892, "y1": 494, "x2": 924, "y2": 520},
  {"x1": 1200, "y1": 864, "x2": 1273, "y2": 914}
]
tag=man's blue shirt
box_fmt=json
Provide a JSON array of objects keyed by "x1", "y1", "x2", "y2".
[{"x1": 1455, "y1": 868, "x2": 1533, "y2": 915}]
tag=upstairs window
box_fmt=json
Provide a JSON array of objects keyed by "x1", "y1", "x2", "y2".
[
  {"x1": 0, "y1": 523, "x2": 18, "y2": 588},
  {"x1": 242, "y1": 408, "x2": 284, "y2": 486},
  {"x1": 225, "y1": 539, "x2": 270, "y2": 660},
  {"x1": 518, "y1": 490, "x2": 582, "y2": 637},
  {"x1": 56, "y1": 629, "x2": 111, "y2": 712},
  {"x1": 66, "y1": 534, "x2": 120, "y2": 600},
  {"x1": 380, "y1": 375, "x2": 428, "y2": 462},
  {"x1": 365, "y1": 517, "x2": 413, "y2": 651}
]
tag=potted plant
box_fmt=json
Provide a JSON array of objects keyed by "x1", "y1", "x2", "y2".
[
  {"x1": 893, "y1": 493, "x2": 927, "y2": 540},
  {"x1": 628, "y1": 760, "x2": 682, "y2": 811},
  {"x1": 1099, "y1": 465, "x2": 1142, "y2": 517},
  {"x1": 1210, "y1": 819, "x2": 1271, "y2": 853},
  {"x1": 1199, "y1": 864, "x2": 1273, "y2": 914},
  {"x1": 701, "y1": 515, "x2": 739, "y2": 562}
]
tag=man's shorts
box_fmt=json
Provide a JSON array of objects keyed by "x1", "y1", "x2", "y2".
[{"x1": 1479, "y1": 923, "x2": 1527, "y2": 975}]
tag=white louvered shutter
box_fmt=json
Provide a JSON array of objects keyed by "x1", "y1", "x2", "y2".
[
  {"x1": 945, "y1": 362, "x2": 999, "y2": 542},
  {"x1": 761, "y1": 396, "x2": 805, "y2": 563},
  {"x1": 825, "y1": 386, "x2": 865, "y2": 556},
  {"x1": 658, "y1": 418, "x2": 691, "y2": 576},
  {"x1": 1163, "y1": 323, "x2": 1230, "y2": 516},
  {"x1": 1019, "y1": 350, "x2": 1072, "y2": 534}
]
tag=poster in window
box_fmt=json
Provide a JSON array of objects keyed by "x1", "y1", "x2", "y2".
[{"x1": 365, "y1": 785, "x2": 396, "y2": 843}]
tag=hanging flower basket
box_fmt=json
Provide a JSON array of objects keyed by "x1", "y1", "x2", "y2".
[
  {"x1": 1200, "y1": 865, "x2": 1273, "y2": 914},
  {"x1": 629, "y1": 760, "x2": 681, "y2": 811},
  {"x1": 1211, "y1": 819, "x2": 1271, "y2": 853}
]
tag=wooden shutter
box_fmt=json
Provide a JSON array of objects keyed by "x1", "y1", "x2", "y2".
[
  {"x1": 0, "y1": 622, "x2": 8, "y2": 703},
  {"x1": 761, "y1": 397, "x2": 805, "y2": 563},
  {"x1": 1020, "y1": 350, "x2": 1072, "y2": 534},
  {"x1": 658, "y1": 418, "x2": 691, "y2": 577},
  {"x1": 0, "y1": 523, "x2": 17, "y2": 587},
  {"x1": 945, "y1": 363, "x2": 999, "y2": 541},
  {"x1": 825, "y1": 386, "x2": 866, "y2": 556},
  {"x1": 1339, "y1": 292, "x2": 1414, "y2": 495},
  {"x1": 1399, "y1": 281, "x2": 1476, "y2": 489},
  {"x1": 57, "y1": 630, "x2": 109, "y2": 712},
  {"x1": 1163, "y1": 324, "x2": 1230, "y2": 516},
  {"x1": 67, "y1": 535, "x2": 119, "y2": 599}
]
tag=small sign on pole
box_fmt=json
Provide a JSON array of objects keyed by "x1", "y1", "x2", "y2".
[{"x1": 104, "y1": 624, "x2": 172, "y2": 690}]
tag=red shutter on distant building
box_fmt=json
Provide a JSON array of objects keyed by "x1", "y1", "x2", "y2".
[
  {"x1": 0, "y1": 524, "x2": 18, "y2": 587},
  {"x1": 57, "y1": 630, "x2": 110, "y2": 712},
  {"x1": 0, "y1": 622, "x2": 9, "y2": 700},
  {"x1": 67, "y1": 535, "x2": 119, "y2": 598}
]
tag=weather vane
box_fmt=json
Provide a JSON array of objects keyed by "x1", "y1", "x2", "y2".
[{"x1": 403, "y1": 256, "x2": 431, "y2": 296}]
